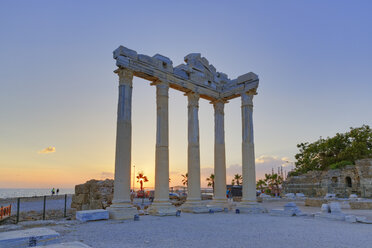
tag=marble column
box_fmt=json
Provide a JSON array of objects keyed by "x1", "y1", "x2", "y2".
[
  {"x1": 241, "y1": 92, "x2": 256, "y2": 202},
  {"x1": 212, "y1": 100, "x2": 227, "y2": 204},
  {"x1": 148, "y1": 81, "x2": 176, "y2": 216},
  {"x1": 186, "y1": 92, "x2": 201, "y2": 201},
  {"x1": 108, "y1": 69, "x2": 138, "y2": 219}
]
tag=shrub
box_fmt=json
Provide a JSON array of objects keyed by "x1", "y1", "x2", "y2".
[{"x1": 329, "y1": 160, "x2": 353, "y2": 170}]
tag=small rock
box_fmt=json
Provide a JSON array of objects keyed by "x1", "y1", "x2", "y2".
[
  {"x1": 321, "y1": 204, "x2": 330, "y2": 213},
  {"x1": 296, "y1": 193, "x2": 305, "y2": 198},
  {"x1": 329, "y1": 202, "x2": 342, "y2": 214},
  {"x1": 324, "y1": 193, "x2": 336, "y2": 199},
  {"x1": 345, "y1": 215, "x2": 357, "y2": 223}
]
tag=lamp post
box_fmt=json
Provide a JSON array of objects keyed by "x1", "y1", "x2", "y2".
[{"x1": 133, "y1": 165, "x2": 135, "y2": 191}]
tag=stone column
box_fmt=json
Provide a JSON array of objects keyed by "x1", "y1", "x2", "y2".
[
  {"x1": 148, "y1": 81, "x2": 176, "y2": 216},
  {"x1": 108, "y1": 69, "x2": 138, "y2": 219},
  {"x1": 241, "y1": 92, "x2": 256, "y2": 202},
  {"x1": 186, "y1": 92, "x2": 201, "y2": 202},
  {"x1": 212, "y1": 100, "x2": 227, "y2": 204}
]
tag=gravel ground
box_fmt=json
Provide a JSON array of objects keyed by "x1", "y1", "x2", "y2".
[{"x1": 50, "y1": 212, "x2": 372, "y2": 248}]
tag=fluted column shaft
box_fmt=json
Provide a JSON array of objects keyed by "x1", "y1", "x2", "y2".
[
  {"x1": 154, "y1": 81, "x2": 170, "y2": 202},
  {"x1": 241, "y1": 93, "x2": 256, "y2": 201},
  {"x1": 213, "y1": 100, "x2": 227, "y2": 201},
  {"x1": 187, "y1": 92, "x2": 201, "y2": 201},
  {"x1": 113, "y1": 69, "x2": 133, "y2": 204}
]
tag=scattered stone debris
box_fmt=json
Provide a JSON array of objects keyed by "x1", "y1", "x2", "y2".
[
  {"x1": 269, "y1": 202, "x2": 305, "y2": 217},
  {"x1": 76, "y1": 210, "x2": 109, "y2": 222}
]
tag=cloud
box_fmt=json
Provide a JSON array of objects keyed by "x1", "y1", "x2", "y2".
[
  {"x1": 38, "y1": 146, "x2": 56, "y2": 154},
  {"x1": 100, "y1": 171, "x2": 114, "y2": 179}
]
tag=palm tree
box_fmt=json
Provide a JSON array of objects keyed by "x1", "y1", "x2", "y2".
[
  {"x1": 206, "y1": 174, "x2": 215, "y2": 192},
  {"x1": 256, "y1": 179, "x2": 266, "y2": 192},
  {"x1": 181, "y1": 173, "x2": 188, "y2": 186},
  {"x1": 231, "y1": 174, "x2": 242, "y2": 186},
  {"x1": 264, "y1": 173, "x2": 283, "y2": 196},
  {"x1": 136, "y1": 172, "x2": 149, "y2": 191}
]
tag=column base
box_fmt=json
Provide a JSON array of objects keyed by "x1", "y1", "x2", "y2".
[
  {"x1": 236, "y1": 200, "x2": 267, "y2": 214},
  {"x1": 107, "y1": 203, "x2": 138, "y2": 220},
  {"x1": 147, "y1": 201, "x2": 177, "y2": 216},
  {"x1": 181, "y1": 200, "x2": 209, "y2": 213},
  {"x1": 206, "y1": 198, "x2": 229, "y2": 212}
]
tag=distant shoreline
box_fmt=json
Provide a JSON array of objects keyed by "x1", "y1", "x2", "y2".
[{"x1": 0, "y1": 194, "x2": 74, "y2": 205}]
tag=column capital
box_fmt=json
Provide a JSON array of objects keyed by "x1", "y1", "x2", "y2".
[
  {"x1": 241, "y1": 92, "x2": 254, "y2": 107},
  {"x1": 211, "y1": 99, "x2": 228, "y2": 115},
  {"x1": 117, "y1": 68, "x2": 133, "y2": 86},
  {"x1": 185, "y1": 92, "x2": 200, "y2": 108},
  {"x1": 152, "y1": 80, "x2": 169, "y2": 97}
]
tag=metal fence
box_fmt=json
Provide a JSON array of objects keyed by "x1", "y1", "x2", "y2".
[{"x1": 0, "y1": 194, "x2": 71, "y2": 224}]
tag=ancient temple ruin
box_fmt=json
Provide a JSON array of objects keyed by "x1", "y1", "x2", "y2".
[
  {"x1": 108, "y1": 46, "x2": 260, "y2": 219},
  {"x1": 283, "y1": 159, "x2": 372, "y2": 198}
]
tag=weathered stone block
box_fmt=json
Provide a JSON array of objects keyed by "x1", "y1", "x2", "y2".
[
  {"x1": 44, "y1": 241, "x2": 92, "y2": 248},
  {"x1": 329, "y1": 202, "x2": 342, "y2": 213},
  {"x1": 76, "y1": 209, "x2": 109, "y2": 222},
  {"x1": 305, "y1": 198, "x2": 328, "y2": 207},
  {"x1": 237, "y1": 72, "x2": 258, "y2": 84},
  {"x1": 0, "y1": 227, "x2": 59, "y2": 248},
  {"x1": 321, "y1": 204, "x2": 330, "y2": 213},
  {"x1": 345, "y1": 215, "x2": 357, "y2": 223},
  {"x1": 113, "y1": 46, "x2": 138, "y2": 59},
  {"x1": 270, "y1": 209, "x2": 295, "y2": 216}
]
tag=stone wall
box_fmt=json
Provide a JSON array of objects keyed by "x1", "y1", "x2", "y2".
[
  {"x1": 283, "y1": 159, "x2": 372, "y2": 198},
  {"x1": 71, "y1": 179, "x2": 114, "y2": 211}
]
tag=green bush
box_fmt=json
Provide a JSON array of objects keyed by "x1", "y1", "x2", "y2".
[
  {"x1": 329, "y1": 160, "x2": 353, "y2": 170},
  {"x1": 293, "y1": 125, "x2": 372, "y2": 174}
]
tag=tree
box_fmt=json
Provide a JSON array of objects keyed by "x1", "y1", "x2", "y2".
[
  {"x1": 256, "y1": 179, "x2": 266, "y2": 191},
  {"x1": 181, "y1": 173, "x2": 188, "y2": 186},
  {"x1": 206, "y1": 174, "x2": 215, "y2": 192},
  {"x1": 264, "y1": 173, "x2": 283, "y2": 195},
  {"x1": 136, "y1": 172, "x2": 148, "y2": 191},
  {"x1": 231, "y1": 174, "x2": 242, "y2": 186},
  {"x1": 293, "y1": 125, "x2": 372, "y2": 174}
]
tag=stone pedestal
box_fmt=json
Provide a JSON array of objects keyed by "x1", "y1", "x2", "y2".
[
  {"x1": 107, "y1": 203, "x2": 138, "y2": 220},
  {"x1": 181, "y1": 200, "x2": 209, "y2": 213},
  {"x1": 236, "y1": 202, "x2": 267, "y2": 214},
  {"x1": 147, "y1": 201, "x2": 177, "y2": 216}
]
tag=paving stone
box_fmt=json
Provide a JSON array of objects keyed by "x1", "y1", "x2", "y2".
[
  {"x1": 0, "y1": 227, "x2": 59, "y2": 248},
  {"x1": 76, "y1": 209, "x2": 109, "y2": 222}
]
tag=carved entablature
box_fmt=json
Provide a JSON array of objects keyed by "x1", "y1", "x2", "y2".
[{"x1": 113, "y1": 45, "x2": 259, "y2": 101}]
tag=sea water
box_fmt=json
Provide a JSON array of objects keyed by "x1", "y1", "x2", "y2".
[{"x1": 0, "y1": 188, "x2": 74, "y2": 199}]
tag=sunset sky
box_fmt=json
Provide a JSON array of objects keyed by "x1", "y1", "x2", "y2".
[{"x1": 1, "y1": 1, "x2": 371, "y2": 189}]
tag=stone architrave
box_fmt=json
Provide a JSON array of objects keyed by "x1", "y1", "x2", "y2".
[
  {"x1": 147, "y1": 81, "x2": 177, "y2": 216},
  {"x1": 181, "y1": 92, "x2": 208, "y2": 213},
  {"x1": 107, "y1": 69, "x2": 138, "y2": 220}
]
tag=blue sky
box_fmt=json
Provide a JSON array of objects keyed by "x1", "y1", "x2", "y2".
[{"x1": 0, "y1": 0, "x2": 371, "y2": 188}]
